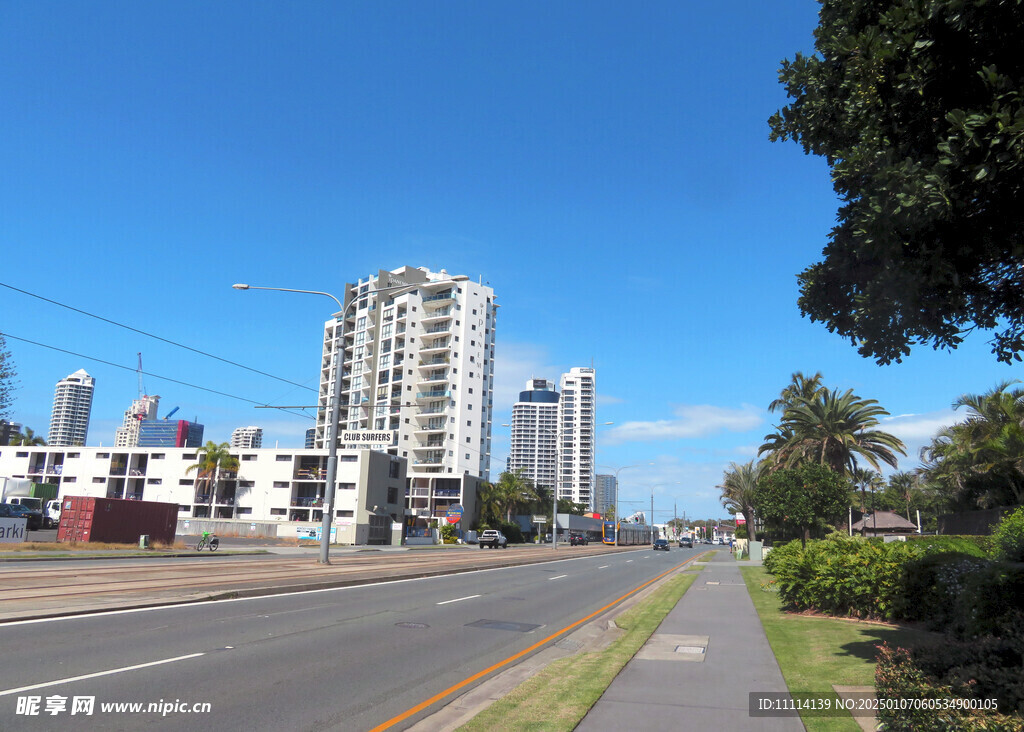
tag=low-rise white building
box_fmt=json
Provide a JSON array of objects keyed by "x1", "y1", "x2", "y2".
[{"x1": 0, "y1": 445, "x2": 408, "y2": 545}]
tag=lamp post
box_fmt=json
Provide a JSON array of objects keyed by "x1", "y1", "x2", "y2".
[
  {"x1": 597, "y1": 463, "x2": 652, "y2": 547},
  {"x1": 233, "y1": 276, "x2": 466, "y2": 564},
  {"x1": 640, "y1": 481, "x2": 681, "y2": 544}
]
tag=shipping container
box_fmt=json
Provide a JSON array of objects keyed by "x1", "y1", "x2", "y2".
[{"x1": 57, "y1": 496, "x2": 178, "y2": 545}]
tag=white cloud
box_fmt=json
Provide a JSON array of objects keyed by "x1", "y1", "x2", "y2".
[
  {"x1": 882, "y1": 411, "x2": 963, "y2": 441},
  {"x1": 604, "y1": 404, "x2": 763, "y2": 445},
  {"x1": 598, "y1": 394, "x2": 626, "y2": 406}
]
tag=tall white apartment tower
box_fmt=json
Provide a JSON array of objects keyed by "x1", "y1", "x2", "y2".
[
  {"x1": 114, "y1": 395, "x2": 160, "y2": 447},
  {"x1": 557, "y1": 367, "x2": 596, "y2": 510},
  {"x1": 508, "y1": 379, "x2": 559, "y2": 491},
  {"x1": 48, "y1": 369, "x2": 95, "y2": 446},
  {"x1": 231, "y1": 426, "x2": 263, "y2": 449},
  {"x1": 315, "y1": 266, "x2": 497, "y2": 528}
]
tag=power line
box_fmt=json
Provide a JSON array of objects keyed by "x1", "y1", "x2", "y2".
[
  {"x1": 3, "y1": 333, "x2": 315, "y2": 421},
  {"x1": 0, "y1": 281, "x2": 317, "y2": 393}
]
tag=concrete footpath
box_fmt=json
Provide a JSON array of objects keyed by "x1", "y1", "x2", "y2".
[{"x1": 576, "y1": 551, "x2": 802, "y2": 732}]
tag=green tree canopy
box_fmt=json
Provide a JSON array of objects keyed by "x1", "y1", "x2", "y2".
[
  {"x1": 754, "y1": 463, "x2": 850, "y2": 546},
  {"x1": 186, "y1": 441, "x2": 239, "y2": 505},
  {"x1": 0, "y1": 333, "x2": 16, "y2": 420},
  {"x1": 718, "y1": 460, "x2": 763, "y2": 541},
  {"x1": 770, "y1": 0, "x2": 1024, "y2": 364},
  {"x1": 8, "y1": 426, "x2": 46, "y2": 447}
]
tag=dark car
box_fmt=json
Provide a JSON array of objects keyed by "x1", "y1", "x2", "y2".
[
  {"x1": 569, "y1": 533, "x2": 589, "y2": 546},
  {"x1": 678, "y1": 537, "x2": 693, "y2": 548},
  {"x1": 653, "y1": 538, "x2": 670, "y2": 551},
  {"x1": 2, "y1": 502, "x2": 42, "y2": 530}
]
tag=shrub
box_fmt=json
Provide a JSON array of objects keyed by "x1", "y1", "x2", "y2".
[
  {"x1": 762, "y1": 536, "x2": 923, "y2": 620},
  {"x1": 906, "y1": 534, "x2": 994, "y2": 558},
  {"x1": 955, "y1": 562, "x2": 1024, "y2": 637},
  {"x1": 897, "y1": 552, "x2": 991, "y2": 629},
  {"x1": 876, "y1": 643, "x2": 1024, "y2": 731},
  {"x1": 992, "y1": 506, "x2": 1024, "y2": 562},
  {"x1": 439, "y1": 523, "x2": 458, "y2": 544}
]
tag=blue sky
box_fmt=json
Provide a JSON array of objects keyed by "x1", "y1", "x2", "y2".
[{"x1": 1, "y1": 2, "x2": 1017, "y2": 522}]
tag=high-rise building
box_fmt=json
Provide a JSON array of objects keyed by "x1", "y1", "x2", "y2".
[
  {"x1": 508, "y1": 379, "x2": 559, "y2": 492},
  {"x1": 314, "y1": 266, "x2": 497, "y2": 529},
  {"x1": 48, "y1": 369, "x2": 95, "y2": 446},
  {"x1": 138, "y1": 420, "x2": 204, "y2": 447},
  {"x1": 305, "y1": 427, "x2": 316, "y2": 449},
  {"x1": 114, "y1": 395, "x2": 160, "y2": 447},
  {"x1": 231, "y1": 426, "x2": 263, "y2": 449},
  {"x1": 558, "y1": 367, "x2": 596, "y2": 509},
  {"x1": 595, "y1": 474, "x2": 616, "y2": 518}
]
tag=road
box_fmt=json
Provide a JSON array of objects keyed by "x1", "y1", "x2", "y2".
[{"x1": 0, "y1": 545, "x2": 702, "y2": 731}]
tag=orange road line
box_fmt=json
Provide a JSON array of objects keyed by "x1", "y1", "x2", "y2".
[{"x1": 368, "y1": 551, "x2": 708, "y2": 732}]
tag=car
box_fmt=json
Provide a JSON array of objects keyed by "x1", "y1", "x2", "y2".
[
  {"x1": 2, "y1": 502, "x2": 43, "y2": 530},
  {"x1": 653, "y1": 538, "x2": 670, "y2": 551},
  {"x1": 478, "y1": 529, "x2": 508, "y2": 549},
  {"x1": 569, "y1": 533, "x2": 589, "y2": 546},
  {"x1": 678, "y1": 537, "x2": 693, "y2": 548}
]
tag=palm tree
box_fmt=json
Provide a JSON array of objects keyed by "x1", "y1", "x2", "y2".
[
  {"x1": 760, "y1": 388, "x2": 905, "y2": 477},
  {"x1": 919, "y1": 381, "x2": 1024, "y2": 507},
  {"x1": 718, "y1": 460, "x2": 762, "y2": 541},
  {"x1": 479, "y1": 470, "x2": 539, "y2": 526},
  {"x1": 9, "y1": 426, "x2": 46, "y2": 446},
  {"x1": 886, "y1": 471, "x2": 921, "y2": 521},
  {"x1": 186, "y1": 442, "x2": 238, "y2": 510},
  {"x1": 768, "y1": 371, "x2": 825, "y2": 413}
]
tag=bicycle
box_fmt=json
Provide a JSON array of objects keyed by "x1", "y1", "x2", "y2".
[{"x1": 195, "y1": 531, "x2": 220, "y2": 552}]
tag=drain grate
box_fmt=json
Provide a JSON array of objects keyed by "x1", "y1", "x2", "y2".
[
  {"x1": 466, "y1": 619, "x2": 542, "y2": 633},
  {"x1": 676, "y1": 645, "x2": 706, "y2": 654},
  {"x1": 395, "y1": 622, "x2": 430, "y2": 629}
]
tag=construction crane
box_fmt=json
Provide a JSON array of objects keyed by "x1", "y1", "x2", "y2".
[
  {"x1": 137, "y1": 352, "x2": 146, "y2": 399},
  {"x1": 163, "y1": 406, "x2": 180, "y2": 421}
]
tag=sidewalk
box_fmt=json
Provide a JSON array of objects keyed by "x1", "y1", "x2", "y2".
[{"x1": 576, "y1": 550, "x2": 801, "y2": 731}]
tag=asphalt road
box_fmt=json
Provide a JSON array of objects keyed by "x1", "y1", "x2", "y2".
[{"x1": 0, "y1": 545, "x2": 702, "y2": 731}]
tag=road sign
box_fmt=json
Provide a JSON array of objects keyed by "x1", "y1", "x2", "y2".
[
  {"x1": 531, "y1": 515, "x2": 547, "y2": 523},
  {"x1": 446, "y1": 504, "x2": 464, "y2": 524}
]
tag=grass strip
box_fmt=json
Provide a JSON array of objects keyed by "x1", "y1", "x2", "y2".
[
  {"x1": 740, "y1": 565, "x2": 938, "y2": 732},
  {"x1": 458, "y1": 571, "x2": 697, "y2": 732}
]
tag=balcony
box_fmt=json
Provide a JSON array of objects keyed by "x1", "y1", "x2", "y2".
[
  {"x1": 422, "y1": 292, "x2": 455, "y2": 305},
  {"x1": 416, "y1": 389, "x2": 451, "y2": 400}
]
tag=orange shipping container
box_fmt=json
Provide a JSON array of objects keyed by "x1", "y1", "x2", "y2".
[{"x1": 57, "y1": 496, "x2": 178, "y2": 545}]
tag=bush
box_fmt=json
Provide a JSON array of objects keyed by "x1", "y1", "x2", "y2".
[
  {"x1": 762, "y1": 536, "x2": 923, "y2": 620},
  {"x1": 897, "y1": 552, "x2": 991, "y2": 629},
  {"x1": 955, "y1": 562, "x2": 1024, "y2": 637},
  {"x1": 993, "y1": 506, "x2": 1024, "y2": 562},
  {"x1": 906, "y1": 534, "x2": 994, "y2": 558},
  {"x1": 876, "y1": 643, "x2": 1024, "y2": 731},
  {"x1": 439, "y1": 523, "x2": 458, "y2": 544}
]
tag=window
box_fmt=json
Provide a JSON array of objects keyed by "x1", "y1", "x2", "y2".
[
  {"x1": 357, "y1": 316, "x2": 366, "y2": 330},
  {"x1": 336, "y1": 510, "x2": 354, "y2": 518},
  {"x1": 271, "y1": 508, "x2": 287, "y2": 516},
  {"x1": 97, "y1": 452, "x2": 110, "y2": 459},
  {"x1": 466, "y1": 437, "x2": 471, "y2": 443},
  {"x1": 381, "y1": 323, "x2": 392, "y2": 339},
  {"x1": 179, "y1": 505, "x2": 191, "y2": 512},
  {"x1": 387, "y1": 486, "x2": 398, "y2": 504},
  {"x1": 465, "y1": 453, "x2": 471, "y2": 460},
  {"x1": 273, "y1": 481, "x2": 288, "y2": 488},
  {"x1": 63, "y1": 476, "x2": 76, "y2": 483},
  {"x1": 93, "y1": 477, "x2": 104, "y2": 483},
  {"x1": 338, "y1": 483, "x2": 356, "y2": 490},
  {"x1": 147, "y1": 478, "x2": 162, "y2": 485},
  {"x1": 380, "y1": 354, "x2": 391, "y2": 369},
  {"x1": 68, "y1": 452, "x2": 80, "y2": 458},
  {"x1": 276, "y1": 454, "x2": 292, "y2": 461},
  {"x1": 237, "y1": 507, "x2": 252, "y2": 515},
  {"x1": 389, "y1": 461, "x2": 401, "y2": 478},
  {"x1": 340, "y1": 456, "x2": 357, "y2": 462},
  {"x1": 16, "y1": 451, "x2": 28, "y2": 458},
  {"x1": 183, "y1": 453, "x2": 195, "y2": 460},
  {"x1": 240, "y1": 481, "x2": 254, "y2": 488},
  {"x1": 242, "y1": 454, "x2": 256, "y2": 461},
  {"x1": 179, "y1": 479, "x2": 193, "y2": 486}
]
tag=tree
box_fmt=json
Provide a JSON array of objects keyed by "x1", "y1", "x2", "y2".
[
  {"x1": 185, "y1": 442, "x2": 238, "y2": 509},
  {"x1": 919, "y1": 381, "x2": 1024, "y2": 507},
  {"x1": 478, "y1": 470, "x2": 538, "y2": 526},
  {"x1": 769, "y1": 0, "x2": 1024, "y2": 364},
  {"x1": 768, "y1": 371, "x2": 825, "y2": 414},
  {"x1": 718, "y1": 460, "x2": 762, "y2": 541},
  {"x1": 0, "y1": 332, "x2": 16, "y2": 420},
  {"x1": 9, "y1": 426, "x2": 46, "y2": 446},
  {"x1": 760, "y1": 387, "x2": 906, "y2": 477},
  {"x1": 753, "y1": 463, "x2": 850, "y2": 547}
]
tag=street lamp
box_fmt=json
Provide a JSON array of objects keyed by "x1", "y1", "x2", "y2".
[
  {"x1": 597, "y1": 462, "x2": 653, "y2": 547},
  {"x1": 640, "y1": 481, "x2": 681, "y2": 544},
  {"x1": 233, "y1": 276, "x2": 467, "y2": 564},
  {"x1": 502, "y1": 421, "x2": 612, "y2": 550}
]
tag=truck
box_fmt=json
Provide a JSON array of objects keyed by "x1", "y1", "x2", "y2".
[{"x1": 1, "y1": 479, "x2": 59, "y2": 528}]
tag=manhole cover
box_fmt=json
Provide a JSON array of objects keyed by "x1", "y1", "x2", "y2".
[
  {"x1": 676, "y1": 646, "x2": 706, "y2": 654},
  {"x1": 466, "y1": 619, "x2": 542, "y2": 633},
  {"x1": 395, "y1": 622, "x2": 429, "y2": 629}
]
